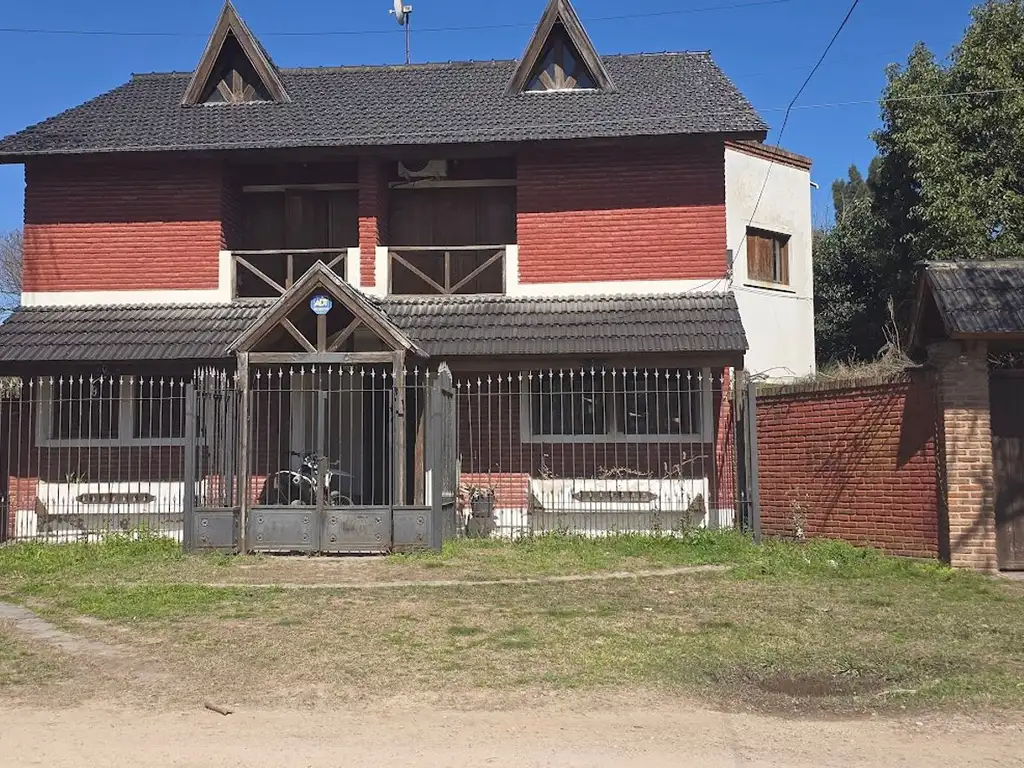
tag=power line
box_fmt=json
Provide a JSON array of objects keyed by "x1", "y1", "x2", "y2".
[
  {"x1": 0, "y1": 0, "x2": 794, "y2": 39},
  {"x1": 730, "y1": 0, "x2": 861, "y2": 277}
]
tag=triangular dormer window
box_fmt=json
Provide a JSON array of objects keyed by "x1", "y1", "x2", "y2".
[
  {"x1": 526, "y1": 25, "x2": 597, "y2": 92},
  {"x1": 200, "y1": 32, "x2": 272, "y2": 104},
  {"x1": 508, "y1": 0, "x2": 614, "y2": 95},
  {"x1": 182, "y1": 1, "x2": 289, "y2": 107}
]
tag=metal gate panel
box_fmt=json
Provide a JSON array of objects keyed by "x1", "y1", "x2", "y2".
[
  {"x1": 184, "y1": 372, "x2": 241, "y2": 553},
  {"x1": 393, "y1": 506, "x2": 431, "y2": 551},
  {"x1": 248, "y1": 508, "x2": 318, "y2": 553},
  {"x1": 322, "y1": 506, "x2": 392, "y2": 553},
  {"x1": 191, "y1": 510, "x2": 240, "y2": 552}
]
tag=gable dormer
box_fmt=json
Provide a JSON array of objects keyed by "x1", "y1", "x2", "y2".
[
  {"x1": 182, "y1": 1, "x2": 289, "y2": 106},
  {"x1": 507, "y1": 0, "x2": 614, "y2": 95}
]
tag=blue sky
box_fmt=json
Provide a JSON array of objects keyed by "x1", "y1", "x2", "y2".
[{"x1": 0, "y1": 0, "x2": 980, "y2": 232}]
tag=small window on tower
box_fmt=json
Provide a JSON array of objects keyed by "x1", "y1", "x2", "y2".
[{"x1": 745, "y1": 228, "x2": 791, "y2": 286}]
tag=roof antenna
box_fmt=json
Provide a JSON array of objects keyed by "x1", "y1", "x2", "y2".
[{"x1": 390, "y1": 1, "x2": 414, "y2": 64}]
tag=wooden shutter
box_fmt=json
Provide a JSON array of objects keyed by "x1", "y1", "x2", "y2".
[
  {"x1": 747, "y1": 231, "x2": 773, "y2": 283},
  {"x1": 242, "y1": 192, "x2": 285, "y2": 250},
  {"x1": 777, "y1": 238, "x2": 790, "y2": 286},
  {"x1": 329, "y1": 191, "x2": 359, "y2": 248}
]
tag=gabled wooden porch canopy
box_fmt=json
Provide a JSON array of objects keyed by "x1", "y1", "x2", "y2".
[
  {"x1": 231, "y1": 261, "x2": 428, "y2": 367},
  {"x1": 228, "y1": 263, "x2": 433, "y2": 531}
]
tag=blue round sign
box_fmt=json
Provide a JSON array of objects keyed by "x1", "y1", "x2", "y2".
[{"x1": 310, "y1": 295, "x2": 333, "y2": 315}]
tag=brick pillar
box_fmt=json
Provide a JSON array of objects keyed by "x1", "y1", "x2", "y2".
[
  {"x1": 929, "y1": 340, "x2": 997, "y2": 570},
  {"x1": 358, "y1": 158, "x2": 390, "y2": 288}
]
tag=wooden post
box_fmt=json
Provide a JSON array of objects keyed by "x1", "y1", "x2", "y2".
[
  {"x1": 393, "y1": 351, "x2": 407, "y2": 507},
  {"x1": 316, "y1": 313, "x2": 327, "y2": 353},
  {"x1": 236, "y1": 353, "x2": 251, "y2": 554}
]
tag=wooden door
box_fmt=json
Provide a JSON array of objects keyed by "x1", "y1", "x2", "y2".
[{"x1": 991, "y1": 372, "x2": 1024, "y2": 570}]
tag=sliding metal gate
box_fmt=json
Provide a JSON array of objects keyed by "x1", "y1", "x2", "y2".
[{"x1": 183, "y1": 365, "x2": 457, "y2": 554}]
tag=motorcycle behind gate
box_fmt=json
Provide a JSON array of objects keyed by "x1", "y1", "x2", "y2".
[{"x1": 257, "y1": 451, "x2": 356, "y2": 506}]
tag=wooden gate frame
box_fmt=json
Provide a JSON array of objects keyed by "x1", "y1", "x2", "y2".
[{"x1": 182, "y1": 262, "x2": 465, "y2": 554}]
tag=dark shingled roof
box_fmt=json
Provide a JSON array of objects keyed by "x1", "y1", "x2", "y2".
[
  {"x1": 382, "y1": 293, "x2": 747, "y2": 357},
  {"x1": 920, "y1": 261, "x2": 1024, "y2": 337},
  {"x1": 0, "y1": 54, "x2": 766, "y2": 158},
  {"x1": 0, "y1": 293, "x2": 747, "y2": 363}
]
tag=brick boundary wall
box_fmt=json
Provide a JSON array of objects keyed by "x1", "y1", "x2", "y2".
[{"x1": 755, "y1": 371, "x2": 943, "y2": 559}]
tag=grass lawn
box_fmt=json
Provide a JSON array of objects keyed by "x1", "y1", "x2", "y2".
[{"x1": 1, "y1": 532, "x2": 1023, "y2": 713}]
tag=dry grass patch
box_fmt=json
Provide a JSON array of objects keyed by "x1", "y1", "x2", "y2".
[{"x1": 0, "y1": 623, "x2": 66, "y2": 689}]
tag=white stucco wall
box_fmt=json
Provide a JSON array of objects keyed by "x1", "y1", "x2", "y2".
[{"x1": 725, "y1": 147, "x2": 816, "y2": 380}]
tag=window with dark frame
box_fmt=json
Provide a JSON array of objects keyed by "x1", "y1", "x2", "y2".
[
  {"x1": 618, "y1": 370, "x2": 702, "y2": 437},
  {"x1": 133, "y1": 379, "x2": 186, "y2": 440},
  {"x1": 746, "y1": 228, "x2": 791, "y2": 286},
  {"x1": 44, "y1": 376, "x2": 187, "y2": 444},
  {"x1": 50, "y1": 377, "x2": 120, "y2": 441},
  {"x1": 527, "y1": 369, "x2": 704, "y2": 440},
  {"x1": 530, "y1": 372, "x2": 606, "y2": 437}
]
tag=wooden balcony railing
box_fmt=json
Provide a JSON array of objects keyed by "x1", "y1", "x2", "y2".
[
  {"x1": 233, "y1": 249, "x2": 347, "y2": 298},
  {"x1": 388, "y1": 245, "x2": 506, "y2": 296}
]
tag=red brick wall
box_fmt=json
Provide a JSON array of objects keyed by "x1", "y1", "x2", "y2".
[
  {"x1": 756, "y1": 374, "x2": 942, "y2": 558},
  {"x1": 516, "y1": 142, "x2": 727, "y2": 283},
  {"x1": 23, "y1": 160, "x2": 225, "y2": 292},
  {"x1": 358, "y1": 158, "x2": 389, "y2": 287}
]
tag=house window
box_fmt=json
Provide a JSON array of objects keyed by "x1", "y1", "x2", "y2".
[
  {"x1": 38, "y1": 376, "x2": 187, "y2": 446},
  {"x1": 134, "y1": 379, "x2": 186, "y2": 440},
  {"x1": 530, "y1": 371, "x2": 606, "y2": 436},
  {"x1": 526, "y1": 27, "x2": 598, "y2": 92},
  {"x1": 618, "y1": 370, "x2": 702, "y2": 437},
  {"x1": 523, "y1": 369, "x2": 710, "y2": 443},
  {"x1": 746, "y1": 228, "x2": 790, "y2": 286},
  {"x1": 50, "y1": 377, "x2": 120, "y2": 441}
]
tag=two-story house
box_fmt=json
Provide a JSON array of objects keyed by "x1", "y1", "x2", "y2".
[{"x1": 0, "y1": 0, "x2": 813, "y2": 550}]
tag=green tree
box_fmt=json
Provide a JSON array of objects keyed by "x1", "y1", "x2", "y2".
[
  {"x1": 814, "y1": 164, "x2": 892, "y2": 362},
  {"x1": 815, "y1": 0, "x2": 1024, "y2": 363}
]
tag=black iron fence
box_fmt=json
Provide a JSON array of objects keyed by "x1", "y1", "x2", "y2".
[
  {"x1": 0, "y1": 373, "x2": 191, "y2": 542},
  {"x1": 0, "y1": 365, "x2": 757, "y2": 545},
  {"x1": 454, "y1": 368, "x2": 753, "y2": 538}
]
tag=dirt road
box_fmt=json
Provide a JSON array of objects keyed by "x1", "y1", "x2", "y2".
[{"x1": 2, "y1": 703, "x2": 1022, "y2": 767}]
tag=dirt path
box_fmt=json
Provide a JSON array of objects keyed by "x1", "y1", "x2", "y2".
[
  {"x1": 2, "y1": 597, "x2": 1023, "y2": 766},
  {"x1": 197, "y1": 563, "x2": 726, "y2": 590},
  {"x1": 1, "y1": 703, "x2": 1022, "y2": 767}
]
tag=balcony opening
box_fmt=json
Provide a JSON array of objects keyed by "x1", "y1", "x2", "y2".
[
  {"x1": 234, "y1": 168, "x2": 359, "y2": 297},
  {"x1": 386, "y1": 159, "x2": 516, "y2": 296}
]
